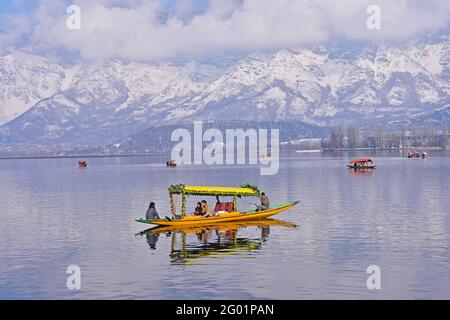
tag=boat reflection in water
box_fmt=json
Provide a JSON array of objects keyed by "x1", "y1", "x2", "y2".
[
  {"x1": 349, "y1": 168, "x2": 374, "y2": 176},
  {"x1": 136, "y1": 219, "x2": 296, "y2": 265}
]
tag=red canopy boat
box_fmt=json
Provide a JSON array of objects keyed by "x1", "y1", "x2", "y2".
[
  {"x1": 347, "y1": 158, "x2": 376, "y2": 169},
  {"x1": 78, "y1": 160, "x2": 87, "y2": 168},
  {"x1": 166, "y1": 160, "x2": 177, "y2": 167}
]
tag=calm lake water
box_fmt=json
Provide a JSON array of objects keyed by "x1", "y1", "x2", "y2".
[{"x1": 1, "y1": 151, "x2": 449, "y2": 299}]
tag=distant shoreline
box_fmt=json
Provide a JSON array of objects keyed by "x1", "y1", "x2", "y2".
[
  {"x1": 0, "y1": 153, "x2": 171, "y2": 161},
  {"x1": 322, "y1": 146, "x2": 445, "y2": 151},
  {"x1": 0, "y1": 147, "x2": 447, "y2": 160}
]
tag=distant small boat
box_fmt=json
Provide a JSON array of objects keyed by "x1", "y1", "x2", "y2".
[
  {"x1": 407, "y1": 151, "x2": 421, "y2": 158},
  {"x1": 421, "y1": 152, "x2": 427, "y2": 159},
  {"x1": 347, "y1": 158, "x2": 376, "y2": 169},
  {"x1": 78, "y1": 160, "x2": 87, "y2": 168},
  {"x1": 166, "y1": 160, "x2": 177, "y2": 167}
]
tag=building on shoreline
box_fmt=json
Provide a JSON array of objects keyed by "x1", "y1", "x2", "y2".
[{"x1": 322, "y1": 122, "x2": 449, "y2": 151}]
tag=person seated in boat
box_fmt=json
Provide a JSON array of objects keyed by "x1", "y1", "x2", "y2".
[
  {"x1": 146, "y1": 202, "x2": 160, "y2": 220},
  {"x1": 257, "y1": 192, "x2": 270, "y2": 211},
  {"x1": 192, "y1": 202, "x2": 203, "y2": 216},
  {"x1": 201, "y1": 200, "x2": 215, "y2": 217}
]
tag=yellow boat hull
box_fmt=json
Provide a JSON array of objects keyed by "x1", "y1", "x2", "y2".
[
  {"x1": 139, "y1": 218, "x2": 297, "y2": 235},
  {"x1": 136, "y1": 201, "x2": 299, "y2": 227}
]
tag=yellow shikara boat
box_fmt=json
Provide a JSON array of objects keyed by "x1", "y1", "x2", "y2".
[{"x1": 136, "y1": 184, "x2": 299, "y2": 227}]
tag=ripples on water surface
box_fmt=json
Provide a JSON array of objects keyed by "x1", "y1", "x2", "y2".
[{"x1": 0, "y1": 151, "x2": 449, "y2": 299}]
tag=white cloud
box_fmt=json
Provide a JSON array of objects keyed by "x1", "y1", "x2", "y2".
[
  {"x1": 0, "y1": 14, "x2": 32, "y2": 50},
  {"x1": 3, "y1": 0, "x2": 450, "y2": 61}
]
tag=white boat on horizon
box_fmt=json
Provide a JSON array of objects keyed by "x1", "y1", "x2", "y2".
[{"x1": 295, "y1": 149, "x2": 322, "y2": 153}]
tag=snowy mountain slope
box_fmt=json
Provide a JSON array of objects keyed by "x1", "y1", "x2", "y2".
[
  {"x1": 0, "y1": 36, "x2": 448, "y2": 150},
  {"x1": 0, "y1": 59, "x2": 224, "y2": 145},
  {"x1": 176, "y1": 41, "x2": 449, "y2": 126},
  {"x1": 0, "y1": 53, "x2": 66, "y2": 125}
]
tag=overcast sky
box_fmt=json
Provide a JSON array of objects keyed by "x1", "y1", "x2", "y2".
[{"x1": 1, "y1": 0, "x2": 449, "y2": 61}]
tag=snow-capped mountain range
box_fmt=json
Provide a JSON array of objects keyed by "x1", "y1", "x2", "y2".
[{"x1": 0, "y1": 36, "x2": 449, "y2": 151}]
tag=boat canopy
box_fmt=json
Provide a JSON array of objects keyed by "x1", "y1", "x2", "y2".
[
  {"x1": 349, "y1": 158, "x2": 373, "y2": 164},
  {"x1": 168, "y1": 184, "x2": 260, "y2": 197},
  {"x1": 168, "y1": 184, "x2": 260, "y2": 217}
]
